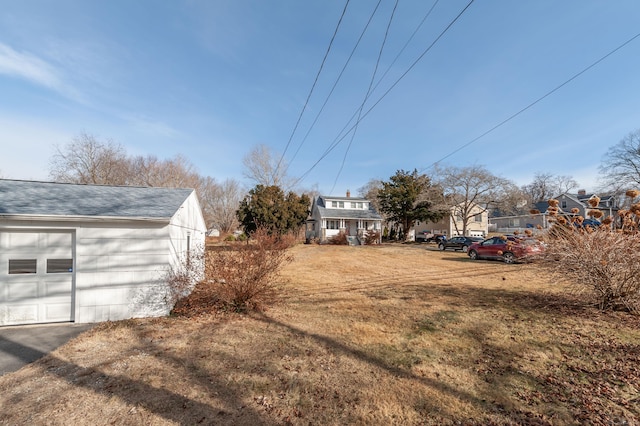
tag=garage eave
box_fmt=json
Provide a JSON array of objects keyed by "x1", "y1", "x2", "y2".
[{"x1": 0, "y1": 214, "x2": 172, "y2": 225}]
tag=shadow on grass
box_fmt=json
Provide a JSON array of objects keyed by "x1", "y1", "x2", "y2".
[
  {"x1": 250, "y1": 311, "x2": 491, "y2": 418},
  {"x1": 265, "y1": 284, "x2": 640, "y2": 423},
  {"x1": 1, "y1": 325, "x2": 269, "y2": 425}
]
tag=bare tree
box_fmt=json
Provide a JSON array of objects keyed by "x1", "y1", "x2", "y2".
[
  {"x1": 128, "y1": 155, "x2": 164, "y2": 186},
  {"x1": 358, "y1": 178, "x2": 384, "y2": 214},
  {"x1": 199, "y1": 177, "x2": 244, "y2": 233},
  {"x1": 128, "y1": 155, "x2": 229, "y2": 229},
  {"x1": 599, "y1": 129, "x2": 640, "y2": 193},
  {"x1": 48, "y1": 132, "x2": 236, "y2": 231},
  {"x1": 242, "y1": 144, "x2": 294, "y2": 189},
  {"x1": 521, "y1": 172, "x2": 579, "y2": 205},
  {"x1": 435, "y1": 164, "x2": 515, "y2": 236},
  {"x1": 128, "y1": 154, "x2": 202, "y2": 189},
  {"x1": 556, "y1": 174, "x2": 579, "y2": 195},
  {"x1": 49, "y1": 132, "x2": 130, "y2": 184}
]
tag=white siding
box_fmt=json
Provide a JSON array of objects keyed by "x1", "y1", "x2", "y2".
[{"x1": 0, "y1": 190, "x2": 207, "y2": 325}]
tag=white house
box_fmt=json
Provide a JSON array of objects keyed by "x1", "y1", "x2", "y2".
[
  {"x1": 414, "y1": 202, "x2": 488, "y2": 239},
  {"x1": 306, "y1": 192, "x2": 382, "y2": 244},
  {"x1": 0, "y1": 179, "x2": 206, "y2": 326}
]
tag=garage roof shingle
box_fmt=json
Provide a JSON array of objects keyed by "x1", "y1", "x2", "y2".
[{"x1": 0, "y1": 179, "x2": 193, "y2": 219}]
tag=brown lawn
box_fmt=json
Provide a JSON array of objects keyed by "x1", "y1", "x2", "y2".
[{"x1": 0, "y1": 243, "x2": 638, "y2": 425}]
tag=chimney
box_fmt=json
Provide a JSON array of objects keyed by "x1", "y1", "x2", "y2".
[
  {"x1": 346, "y1": 189, "x2": 350, "y2": 198},
  {"x1": 578, "y1": 189, "x2": 586, "y2": 196}
]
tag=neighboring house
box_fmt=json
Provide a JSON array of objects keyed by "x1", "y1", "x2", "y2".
[
  {"x1": 574, "y1": 191, "x2": 618, "y2": 218},
  {"x1": 0, "y1": 179, "x2": 206, "y2": 326},
  {"x1": 414, "y1": 202, "x2": 488, "y2": 239},
  {"x1": 488, "y1": 213, "x2": 547, "y2": 234},
  {"x1": 489, "y1": 190, "x2": 619, "y2": 233},
  {"x1": 306, "y1": 191, "x2": 382, "y2": 244}
]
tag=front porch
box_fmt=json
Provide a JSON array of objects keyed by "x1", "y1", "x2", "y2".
[{"x1": 306, "y1": 218, "x2": 381, "y2": 244}]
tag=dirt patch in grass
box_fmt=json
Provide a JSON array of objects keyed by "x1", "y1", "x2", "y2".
[{"x1": 1, "y1": 244, "x2": 639, "y2": 425}]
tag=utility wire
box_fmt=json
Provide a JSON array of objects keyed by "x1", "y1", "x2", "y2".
[
  {"x1": 274, "y1": 0, "x2": 350, "y2": 180},
  {"x1": 292, "y1": 0, "x2": 475, "y2": 188},
  {"x1": 285, "y1": 0, "x2": 384, "y2": 171},
  {"x1": 318, "y1": 0, "x2": 441, "y2": 170},
  {"x1": 369, "y1": 0, "x2": 440, "y2": 116},
  {"x1": 422, "y1": 30, "x2": 640, "y2": 171},
  {"x1": 330, "y1": 0, "x2": 399, "y2": 194}
]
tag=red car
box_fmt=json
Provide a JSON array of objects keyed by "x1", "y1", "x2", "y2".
[{"x1": 467, "y1": 236, "x2": 543, "y2": 264}]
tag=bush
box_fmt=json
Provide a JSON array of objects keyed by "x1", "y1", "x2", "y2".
[
  {"x1": 540, "y1": 190, "x2": 640, "y2": 313},
  {"x1": 327, "y1": 231, "x2": 348, "y2": 245},
  {"x1": 173, "y1": 228, "x2": 295, "y2": 315},
  {"x1": 164, "y1": 248, "x2": 205, "y2": 308},
  {"x1": 364, "y1": 229, "x2": 381, "y2": 245},
  {"x1": 541, "y1": 229, "x2": 640, "y2": 313}
]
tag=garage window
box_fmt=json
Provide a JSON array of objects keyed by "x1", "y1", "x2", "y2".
[
  {"x1": 8, "y1": 259, "x2": 37, "y2": 274},
  {"x1": 47, "y1": 259, "x2": 73, "y2": 273}
]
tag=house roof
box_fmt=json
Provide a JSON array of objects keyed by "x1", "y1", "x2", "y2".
[
  {"x1": 0, "y1": 179, "x2": 194, "y2": 219},
  {"x1": 312, "y1": 195, "x2": 382, "y2": 220},
  {"x1": 319, "y1": 195, "x2": 368, "y2": 202},
  {"x1": 576, "y1": 193, "x2": 615, "y2": 202},
  {"x1": 316, "y1": 206, "x2": 382, "y2": 220}
]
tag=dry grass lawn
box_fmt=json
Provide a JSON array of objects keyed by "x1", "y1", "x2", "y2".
[{"x1": 1, "y1": 243, "x2": 639, "y2": 425}]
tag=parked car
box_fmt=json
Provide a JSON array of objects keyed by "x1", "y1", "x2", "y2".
[
  {"x1": 467, "y1": 236, "x2": 543, "y2": 264},
  {"x1": 416, "y1": 232, "x2": 447, "y2": 243},
  {"x1": 438, "y1": 236, "x2": 484, "y2": 252}
]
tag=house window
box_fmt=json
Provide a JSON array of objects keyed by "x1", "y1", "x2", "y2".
[
  {"x1": 474, "y1": 214, "x2": 483, "y2": 222},
  {"x1": 328, "y1": 220, "x2": 339, "y2": 229},
  {"x1": 357, "y1": 202, "x2": 363, "y2": 209},
  {"x1": 9, "y1": 259, "x2": 37, "y2": 274},
  {"x1": 332, "y1": 201, "x2": 338, "y2": 208},
  {"x1": 338, "y1": 201, "x2": 344, "y2": 208},
  {"x1": 561, "y1": 201, "x2": 567, "y2": 209},
  {"x1": 47, "y1": 259, "x2": 73, "y2": 273}
]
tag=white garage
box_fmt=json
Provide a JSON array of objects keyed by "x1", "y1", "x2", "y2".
[{"x1": 0, "y1": 179, "x2": 206, "y2": 326}]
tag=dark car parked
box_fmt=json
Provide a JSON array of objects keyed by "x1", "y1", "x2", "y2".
[{"x1": 438, "y1": 236, "x2": 484, "y2": 252}]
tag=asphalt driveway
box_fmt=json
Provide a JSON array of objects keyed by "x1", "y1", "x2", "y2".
[{"x1": 0, "y1": 323, "x2": 95, "y2": 376}]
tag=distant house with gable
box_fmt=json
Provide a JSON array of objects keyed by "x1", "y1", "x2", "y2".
[
  {"x1": 414, "y1": 202, "x2": 488, "y2": 239},
  {"x1": 306, "y1": 191, "x2": 382, "y2": 244},
  {"x1": 489, "y1": 190, "x2": 620, "y2": 233}
]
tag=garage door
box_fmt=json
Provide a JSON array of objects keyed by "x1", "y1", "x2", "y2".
[{"x1": 0, "y1": 231, "x2": 74, "y2": 326}]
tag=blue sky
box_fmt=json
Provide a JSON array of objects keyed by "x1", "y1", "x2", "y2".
[{"x1": 1, "y1": 1, "x2": 639, "y2": 195}]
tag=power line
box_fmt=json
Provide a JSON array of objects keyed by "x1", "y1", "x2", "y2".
[
  {"x1": 329, "y1": 0, "x2": 440, "y2": 192},
  {"x1": 422, "y1": 30, "x2": 640, "y2": 171},
  {"x1": 285, "y1": 0, "x2": 384, "y2": 171},
  {"x1": 292, "y1": 0, "x2": 475, "y2": 188},
  {"x1": 330, "y1": 0, "x2": 400, "y2": 194},
  {"x1": 318, "y1": 0, "x2": 442, "y2": 187},
  {"x1": 274, "y1": 0, "x2": 350, "y2": 180},
  {"x1": 300, "y1": 0, "x2": 439, "y2": 183}
]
